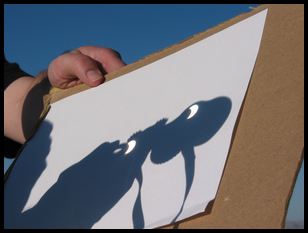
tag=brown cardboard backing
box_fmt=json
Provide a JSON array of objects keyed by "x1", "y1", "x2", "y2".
[{"x1": 45, "y1": 4, "x2": 304, "y2": 228}]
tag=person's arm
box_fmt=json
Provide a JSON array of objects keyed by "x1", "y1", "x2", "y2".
[
  {"x1": 4, "y1": 74, "x2": 47, "y2": 144},
  {"x1": 4, "y1": 46, "x2": 125, "y2": 151}
]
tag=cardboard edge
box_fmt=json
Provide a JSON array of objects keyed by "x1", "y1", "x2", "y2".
[
  {"x1": 281, "y1": 148, "x2": 304, "y2": 228},
  {"x1": 159, "y1": 200, "x2": 215, "y2": 229},
  {"x1": 47, "y1": 4, "x2": 269, "y2": 105}
]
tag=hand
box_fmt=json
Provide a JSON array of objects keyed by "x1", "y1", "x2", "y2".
[
  {"x1": 4, "y1": 46, "x2": 125, "y2": 145},
  {"x1": 48, "y1": 46, "x2": 126, "y2": 89}
]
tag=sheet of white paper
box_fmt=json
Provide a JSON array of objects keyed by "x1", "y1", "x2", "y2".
[{"x1": 4, "y1": 10, "x2": 267, "y2": 229}]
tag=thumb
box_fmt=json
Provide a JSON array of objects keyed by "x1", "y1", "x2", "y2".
[{"x1": 48, "y1": 52, "x2": 105, "y2": 88}]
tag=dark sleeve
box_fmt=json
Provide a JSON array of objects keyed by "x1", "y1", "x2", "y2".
[
  {"x1": 4, "y1": 55, "x2": 32, "y2": 91},
  {"x1": 4, "y1": 54, "x2": 33, "y2": 158}
]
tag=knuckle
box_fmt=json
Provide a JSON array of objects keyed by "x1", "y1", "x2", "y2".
[
  {"x1": 53, "y1": 53, "x2": 72, "y2": 67},
  {"x1": 48, "y1": 57, "x2": 62, "y2": 77},
  {"x1": 72, "y1": 54, "x2": 92, "y2": 67},
  {"x1": 103, "y1": 48, "x2": 122, "y2": 59}
]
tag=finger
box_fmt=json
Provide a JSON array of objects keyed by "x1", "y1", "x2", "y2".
[
  {"x1": 76, "y1": 46, "x2": 126, "y2": 73},
  {"x1": 48, "y1": 52, "x2": 105, "y2": 88}
]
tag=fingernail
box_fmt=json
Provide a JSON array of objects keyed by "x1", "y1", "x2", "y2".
[{"x1": 86, "y1": 70, "x2": 103, "y2": 82}]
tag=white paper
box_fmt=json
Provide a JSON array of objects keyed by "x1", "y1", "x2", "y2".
[{"x1": 4, "y1": 9, "x2": 267, "y2": 229}]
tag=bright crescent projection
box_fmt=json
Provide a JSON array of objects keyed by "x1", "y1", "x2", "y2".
[
  {"x1": 125, "y1": 140, "x2": 136, "y2": 155},
  {"x1": 187, "y1": 104, "x2": 199, "y2": 119}
]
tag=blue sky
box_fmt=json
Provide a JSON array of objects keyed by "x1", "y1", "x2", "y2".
[{"x1": 4, "y1": 4, "x2": 303, "y2": 228}]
